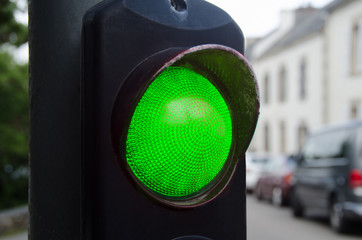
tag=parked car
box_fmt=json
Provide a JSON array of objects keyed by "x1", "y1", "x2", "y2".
[
  {"x1": 290, "y1": 121, "x2": 362, "y2": 233},
  {"x1": 255, "y1": 155, "x2": 296, "y2": 206},
  {"x1": 245, "y1": 152, "x2": 270, "y2": 193}
]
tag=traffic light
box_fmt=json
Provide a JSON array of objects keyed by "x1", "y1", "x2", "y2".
[{"x1": 82, "y1": 0, "x2": 259, "y2": 239}]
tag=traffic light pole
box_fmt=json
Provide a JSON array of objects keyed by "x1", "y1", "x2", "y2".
[
  {"x1": 30, "y1": 0, "x2": 257, "y2": 239},
  {"x1": 29, "y1": 0, "x2": 102, "y2": 239}
]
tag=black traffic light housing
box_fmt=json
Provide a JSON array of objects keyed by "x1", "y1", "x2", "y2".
[{"x1": 82, "y1": 0, "x2": 259, "y2": 239}]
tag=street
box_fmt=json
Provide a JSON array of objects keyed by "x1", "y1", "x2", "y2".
[
  {"x1": 3, "y1": 196, "x2": 362, "y2": 240},
  {"x1": 247, "y1": 195, "x2": 362, "y2": 240}
]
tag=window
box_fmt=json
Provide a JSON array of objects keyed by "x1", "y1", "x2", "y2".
[
  {"x1": 299, "y1": 59, "x2": 307, "y2": 100},
  {"x1": 297, "y1": 123, "x2": 308, "y2": 150},
  {"x1": 350, "y1": 101, "x2": 359, "y2": 119},
  {"x1": 278, "y1": 66, "x2": 287, "y2": 102},
  {"x1": 263, "y1": 74, "x2": 270, "y2": 104},
  {"x1": 264, "y1": 122, "x2": 270, "y2": 152},
  {"x1": 351, "y1": 18, "x2": 362, "y2": 74},
  {"x1": 280, "y1": 121, "x2": 286, "y2": 153}
]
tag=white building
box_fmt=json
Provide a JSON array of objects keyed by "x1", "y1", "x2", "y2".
[{"x1": 246, "y1": 0, "x2": 362, "y2": 155}]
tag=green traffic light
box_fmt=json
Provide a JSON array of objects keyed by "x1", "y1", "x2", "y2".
[{"x1": 126, "y1": 66, "x2": 232, "y2": 198}]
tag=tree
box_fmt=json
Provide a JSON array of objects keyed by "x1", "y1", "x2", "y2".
[
  {"x1": 0, "y1": 0, "x2": 28, "y2": 209},
  {"x1": 0, "y1": 0, "x2": 28, "y2": 47}
]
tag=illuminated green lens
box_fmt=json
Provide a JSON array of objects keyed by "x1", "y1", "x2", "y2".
[{"x1": 126, "y1": 66, "x2": 232, "y2": 198}]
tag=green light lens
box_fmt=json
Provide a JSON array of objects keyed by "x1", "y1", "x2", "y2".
[{"x1": 126, "y1": 66, "x2": 232, "y2": 198}]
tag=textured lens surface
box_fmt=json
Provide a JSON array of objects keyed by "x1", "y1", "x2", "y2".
[{"x1": 126, "y1": 66, "x2": 232, "y2": 198}]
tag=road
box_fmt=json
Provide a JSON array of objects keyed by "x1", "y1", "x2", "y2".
[
  {"x1": 2, "y1": 196, "x2": 361, "y2": 240},
  {"x1": 247, "y1": 194, "x2": 362, "y2": 240}
]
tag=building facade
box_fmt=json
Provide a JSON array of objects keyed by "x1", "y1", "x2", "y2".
[{"x1": 247, "y1": 0, "x2": 362, "y2": 155}]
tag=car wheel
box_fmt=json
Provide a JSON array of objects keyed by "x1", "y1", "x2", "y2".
[
  {"x1": 272, "y1": 187, "x2": 283, "y2": 206},
  {"x1": 330, "y1": 197, "x2": 349, "y2": 233},
  {"x1": 291, "y1": 190, "x2": 304, "y2": 217}
]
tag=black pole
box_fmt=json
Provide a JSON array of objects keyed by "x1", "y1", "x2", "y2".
[{"x1": 29, "y1": 0, "x2": 102, "y2": 239}]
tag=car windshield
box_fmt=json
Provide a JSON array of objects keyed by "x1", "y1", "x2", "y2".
[
  {"x1": 251, "y1": 157, "x2": 268, "y2": 164},
  {"x1": 246, "y1": 153, "x2": 269, "y2": 169},
  {"x1": 358, "y1": 127, "x2": 362, "y2": 168},
  {"x1": 266, "y1": 155, "x2": 296, "y2": 173},
  {"x1": 287, "y1": 156, "x2": 297, "y2": 169}
]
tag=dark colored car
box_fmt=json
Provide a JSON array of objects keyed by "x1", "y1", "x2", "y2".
[
  {"x1": 290, "y1": 121, "x2": 362, "y2": 233},
  {"x1": 255, "y1": 155, "x2": 296, "y2": 206}
]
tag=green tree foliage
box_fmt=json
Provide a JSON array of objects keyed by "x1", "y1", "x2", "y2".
[
  {"x1": 0, "y1": 0, "x2": 28, "y2": 209},
  {"x1": 0, "y1": 0, "x2": 28, "y2": 47}
]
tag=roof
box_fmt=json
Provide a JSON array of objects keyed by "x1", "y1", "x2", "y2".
[
  {"x1": 245, "y1": 31, "x2": 274, "y2": 60},
  {"x1": 251, "y1": 0, "x2": 352, "y2": 60}
]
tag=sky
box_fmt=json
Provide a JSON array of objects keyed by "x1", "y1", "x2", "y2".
[
  {"x1": 13, "y1": 0, "x2": 334, "y2": 62},
  {"x1": 206, "y1": 0, "x2": 333, "y2": 37}
]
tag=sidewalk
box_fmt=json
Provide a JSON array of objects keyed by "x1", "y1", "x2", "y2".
[
  {"x1": 0, "y1": 206, "x2": 28, "y2": 240},
  {"x1": 0, "y1": 232, "x2": 27, "y2": 240}
]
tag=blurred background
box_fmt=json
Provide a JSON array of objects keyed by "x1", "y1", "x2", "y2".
[
  {"x1": 0, "y1": 0, "x2": 361, "y2": 239},
  {"x1": 216, "y1": 0, "x2": 362, "y2": 239},
  {"x1": 0, "y1": 0, "x2": 28, "y2": 239}
]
